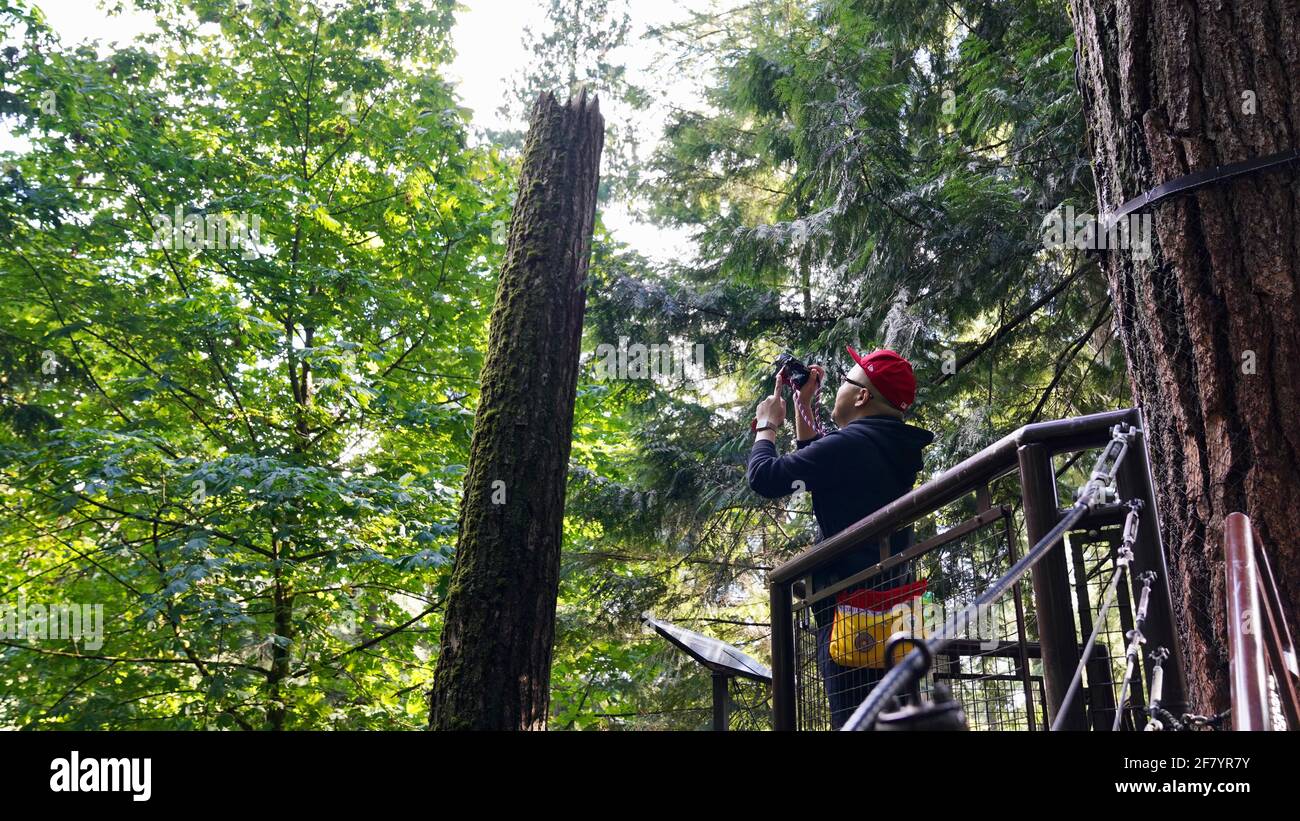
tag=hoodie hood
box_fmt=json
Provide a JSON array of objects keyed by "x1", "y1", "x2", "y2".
[{"x1": 846, "y1": 415, "x2": 935, "y2": 479}]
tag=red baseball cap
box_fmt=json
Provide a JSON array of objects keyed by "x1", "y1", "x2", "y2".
[{"x1": 845, "y1": 346, "x2": 917, "y2": 411}]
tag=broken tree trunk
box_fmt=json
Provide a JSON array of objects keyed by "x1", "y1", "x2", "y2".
[
  {"x1": 427, "y1": 90, "x2": 603, "y2": 730},
  {"x1": 1069, "y1": 0, "x2": 1300, "y2": 715}
]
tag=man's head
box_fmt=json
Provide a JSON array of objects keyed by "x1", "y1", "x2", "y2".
[{"x1": 830, "y1": 347, "x2": 916, "y2": 427}]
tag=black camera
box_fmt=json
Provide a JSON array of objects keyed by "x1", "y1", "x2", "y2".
[{"x1": 774, "y1": 352, "x2": 813, "y2": 389}]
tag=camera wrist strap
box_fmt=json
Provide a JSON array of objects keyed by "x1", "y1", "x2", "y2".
[{"x1": 779, "y1": 371, "x2": 824, "y2": 437}]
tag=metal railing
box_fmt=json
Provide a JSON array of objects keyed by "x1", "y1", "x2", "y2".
[
  {"x1": 1224, "y1": 513, "x2": 1300, "y2": 730},
  {"x1": 768, "y1": 407, "x2": 1188, "y2": 731}
]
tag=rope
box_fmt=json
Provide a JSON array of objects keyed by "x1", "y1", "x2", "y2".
[
  {"x1": 1051, "y1": 498, "x2": 1142, "y2": 730},
  {"x1": 1181, "y1": 708, "x2": 1231, "y2": 730},
  {"x1": 777, "y1": 367, "x2": 824, "y2": 437},
  {"x1": 843, "y1": 423, "x2": 1138, "y2": 730},
  {"x1": 1148, "y1": 705, "x2": 1231, "y2": 731},
  {"x1": 1149, "y1": 704, "x2": 1182, "y2": 731}
]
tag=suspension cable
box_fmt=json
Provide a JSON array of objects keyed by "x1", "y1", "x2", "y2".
[
  {"x1": 1051, "y1": 498, "x2": 1143, "y2": 730},
  {"x1": 843, "y1": 423, "x2": 1138, "y2": 730},
  {"x1": 1144, "y1": 647, "x2": 1170, "y2": 731},
  {"x1": 1113, "y1": 570, "x2": 1156, "y2": 731}
]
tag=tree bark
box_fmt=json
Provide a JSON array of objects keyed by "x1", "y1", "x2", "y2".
[
  {"x1": 428, "y1": 90, "x2": 603, "y2": 730},
  {"x1": 1069, "y1": 0, "x2": 1300, "y2": 714}
]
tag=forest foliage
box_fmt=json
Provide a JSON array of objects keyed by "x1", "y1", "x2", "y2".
[{"x1": 0, "y1": 0, "x2": 1127, "y2": 729}]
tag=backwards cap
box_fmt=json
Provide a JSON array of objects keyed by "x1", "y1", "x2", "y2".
[{"x1": 845, "y1": 346, "x2": 917, "y2": 412}]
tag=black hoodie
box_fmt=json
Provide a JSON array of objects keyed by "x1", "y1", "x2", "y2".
[{"x1": 747, "y1": 414, "x2": 935, "y2": 595}]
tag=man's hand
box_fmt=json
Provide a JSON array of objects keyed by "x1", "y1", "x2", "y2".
[
  {"x1": 799, "y1": 365, "x2": 825, "y2": 406},
  {"x1": 754, "y1": 375, "x2": 786, "y2": 438}
]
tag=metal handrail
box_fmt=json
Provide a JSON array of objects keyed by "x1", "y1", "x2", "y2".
[
  {"x1": 768, "y1": 406, "x2": 1187, "y2": 730},
  {"x1": 1224, "y1": 513, "x2": 1300, "y2": 730},
  {"x1": 770, "y1": 408, "x2": 1136, "y2": 586}
]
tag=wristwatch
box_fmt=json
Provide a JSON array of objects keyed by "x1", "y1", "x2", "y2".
[{"x1": 752, "y1": 419, "x2": 777, "y2": 433}]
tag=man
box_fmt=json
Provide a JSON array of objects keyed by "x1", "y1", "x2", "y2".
[{"x1": 747, "y1": 346, "x2": 934, "y2": 729}]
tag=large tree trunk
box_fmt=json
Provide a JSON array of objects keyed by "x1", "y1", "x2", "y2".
[
  {"x1": 1069, "y1": 0, "x2": 1300, "y2": 715},
  {"x1": 428, "y1": 91, "x2": 604, "y2": 730}
]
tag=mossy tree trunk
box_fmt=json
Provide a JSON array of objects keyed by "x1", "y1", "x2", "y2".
[
  {"x1": 428, "y1": 91, "x2": 604, "y2": 730},
  {"x1": 1069, "y1": 0, "x2": 1300, "y2": 714}
]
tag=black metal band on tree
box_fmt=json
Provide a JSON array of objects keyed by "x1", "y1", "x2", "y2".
[{"x1": 1101, "y1": 146, "x2": 1300, "y2": 231}]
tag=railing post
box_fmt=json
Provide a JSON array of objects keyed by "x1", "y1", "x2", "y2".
[
  {"x1": 770, "y1": 580, "x2": 796, "y2": 730},
  {"x1": 1018, "y1": 443, "x2": 1087, "y2": 729},
  {"x1": 1224, "y1": 513, "x2": 1270, "y2": 729},
  {"x1": 1114, "y1": 416, "x2": 1188, "y2": 715},
  {"x1": 712, "y1": 673, "x2": 730, "y2": 731}
]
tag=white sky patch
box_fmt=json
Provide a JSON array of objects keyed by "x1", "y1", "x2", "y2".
[
  {"x1": 27, "y1": 0, "x2": 159, "y2": 46},
  {"x1": 445, "y1": 0, "x2": 715, "y2": 263}
]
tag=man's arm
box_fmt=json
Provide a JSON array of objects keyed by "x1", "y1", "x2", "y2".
[{"x1": 747, "y1": 430, "x2": 843, "y2": 498}]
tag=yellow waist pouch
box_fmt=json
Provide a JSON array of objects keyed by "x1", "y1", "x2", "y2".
[{"x1": 828, "y1": 583, "x2": 928, "y2": 669}]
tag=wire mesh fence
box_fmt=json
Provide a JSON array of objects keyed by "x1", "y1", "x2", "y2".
[
  {"x1": 768, "y1": 409, "x2": 1192, "y2": 731},
  {"x1": 792, "y1": 501, "x2": 1049, "y2": 730},
  {"x1": 1064, "y1": 525, "x2": 1147, "y2": 730}
]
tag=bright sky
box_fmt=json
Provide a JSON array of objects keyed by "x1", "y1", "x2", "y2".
[{"x1": 12, "y1": 0, "x2": 718, "y2": 262}]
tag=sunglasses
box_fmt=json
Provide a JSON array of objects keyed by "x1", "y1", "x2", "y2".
[{"x1": 830, "y1": 362, "x2": 871, "y2": 392}]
